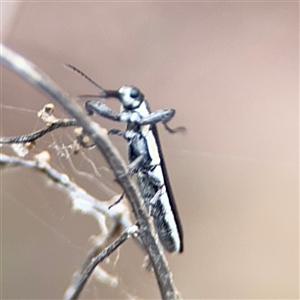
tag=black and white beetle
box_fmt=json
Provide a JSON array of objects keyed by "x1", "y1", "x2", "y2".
[{"x1": 67, "y1": 65, "x2": 184, "y2": 253}]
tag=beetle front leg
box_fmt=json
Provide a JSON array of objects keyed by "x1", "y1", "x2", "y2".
[
  {"x1": 139, "y1": 109, "x2": 186, "y2": 134},
  {"x1": 85, "y1": 100, "x2": 121, "y2": 121}
]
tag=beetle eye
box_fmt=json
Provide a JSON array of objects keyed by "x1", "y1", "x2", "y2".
[{"x1": 130, "y1": 87, "x2": 140, "y2": 98}]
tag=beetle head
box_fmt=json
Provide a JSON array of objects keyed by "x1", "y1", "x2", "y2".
[{"x1": 101, "y1": 86, "x2": 144, "y2": 110}]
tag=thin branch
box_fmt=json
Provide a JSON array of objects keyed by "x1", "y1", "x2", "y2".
[
  {"x1": 0, "y1": 118, "x2": 78, "y2": 144},
  {"x1": 70, "y1": 221, "x2": 123, "y2": 286},
  {"x1": 64, "y1": 225, "x2": 139, "y2": 300},
  {"x1": 1, "y1": 44, "x2": 180, "y2": 299}
]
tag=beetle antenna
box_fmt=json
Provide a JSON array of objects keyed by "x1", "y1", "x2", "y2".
[
  {"x1": 65, "y1": 64, "x2": 105, "y2": 92},
  {"x1": 78, "y1": 94, "x2": 102, "y2": 99}
]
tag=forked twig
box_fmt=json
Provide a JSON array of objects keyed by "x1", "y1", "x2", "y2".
[{"x1": 64, "y1": 225, "x2": 139, "y2": 300}]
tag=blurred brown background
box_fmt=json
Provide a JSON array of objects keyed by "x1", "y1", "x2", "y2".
[{"x1": 1, "y1": 2, "x2": 298, "y2": 299}]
